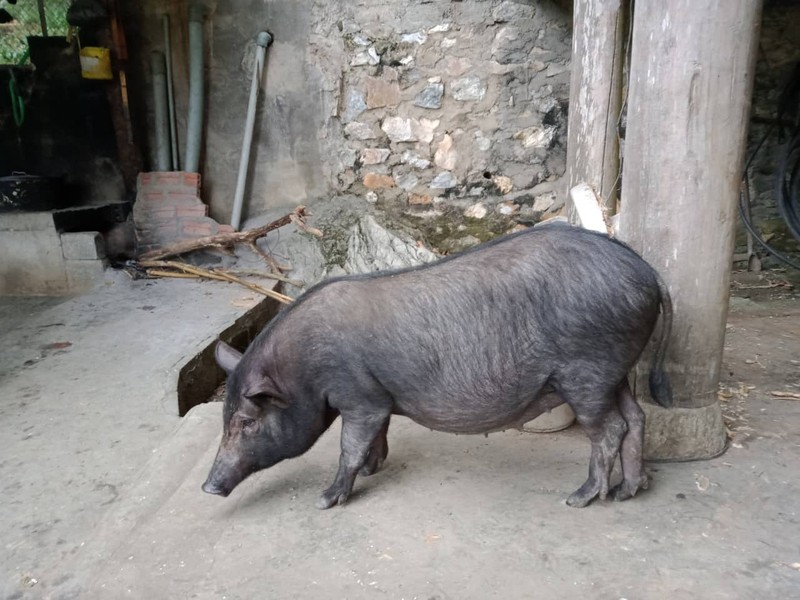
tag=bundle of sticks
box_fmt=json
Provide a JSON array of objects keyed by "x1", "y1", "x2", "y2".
[{"x1": 132, "y1": 206, "x2": 323, "y2": 304}]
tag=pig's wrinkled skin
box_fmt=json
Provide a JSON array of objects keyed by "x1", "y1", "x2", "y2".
[{"x1": 202, "y1": 224, "x2": 673, "y2": 509}]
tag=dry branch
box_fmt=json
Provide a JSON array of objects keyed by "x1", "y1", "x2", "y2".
[
  {"x1": 222, "y1": 269, "x2": 304, "y2": 288},
  {"x1": 139, "y1": 260, "x2": 293, "y2": 304},
  {"x1": 138, "y1": 206, "x2": 322, "y2": 264},
  {"x1": 244, "y1": 240, "x2": 291, "y2": 272},
  {"x1": 146, "y1": 269, "x2": 198, "y2": 279}
]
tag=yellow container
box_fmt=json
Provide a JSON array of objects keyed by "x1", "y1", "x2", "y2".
[{"x1": 80, "y1": 47, "x2": 113, "y2": 80}]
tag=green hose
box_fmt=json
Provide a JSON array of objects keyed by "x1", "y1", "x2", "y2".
[
  {"x1": 9, "y1": 47, "x2": 30, "y2": 127},
  {"x1": 9, "y1": 74, "x2": 24, "y2": 127}
]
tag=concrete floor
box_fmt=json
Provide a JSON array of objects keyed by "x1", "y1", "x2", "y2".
[
  {"x1": 0, "y1": 272, "x2": 267, "y2": 600},
  {"x1": 1, "y1": 273, "x2": 799, "y2": 599}
]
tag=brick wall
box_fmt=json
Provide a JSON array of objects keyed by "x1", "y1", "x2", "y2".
[{"x1": 133, "y1": 172, "x2": 234, "y2": 254}]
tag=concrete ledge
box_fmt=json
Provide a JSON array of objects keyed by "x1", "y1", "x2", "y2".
[
  {"x1": 0, "y1": 211, "x2": 56, "y2": 231},
  {"x1": 643, "y1": 402, "x2": 728, "y2": 461},
  {"x1": 0, "y1": 229, "x2": 69, "y2": 295},
  {"x1": 65, "y1": 259, "x2": 108, "y2": 292},
  {"x1": 173, "y1": 293, "x2": 283, "y2": 416},
  {"x1": 61, "y1": 231, "x2": 106, "y2": 260},
  {"x1": 1, "y1": 215, "x2": 111, "y2": 295}
]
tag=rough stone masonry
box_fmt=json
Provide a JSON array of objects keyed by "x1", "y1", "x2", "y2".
[{"x1": 311, "y1": 0, "x2": 572, "y2": 217}]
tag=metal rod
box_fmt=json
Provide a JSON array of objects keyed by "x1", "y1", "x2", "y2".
[
  {"x1": 151, "y1": 51, "x2": 172, "y2": 171},
  {"x1": 231, "y1": 31, "x2": 272, "y2": 231},
  {"x1": 184, "y1": 3, "x2": 205, "y2": 174},
  {"x1": 37, "y1": 0, "x2": 48, "y2": 36},
  {"x1": 163, "y1": 14, "x2": 180, "y2": 170}
]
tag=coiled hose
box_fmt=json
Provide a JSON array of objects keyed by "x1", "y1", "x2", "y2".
[{"x1": 740, "y1": 61, "x2": 800, "y2": 270}]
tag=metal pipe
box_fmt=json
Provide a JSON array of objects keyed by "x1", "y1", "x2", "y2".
[
  {"x1": 37, "y1": 0, "x2": 48, "y2": 36},
  {"x1": 184, "y1": 3, "x2": 205, "y2": 174},
  {"x1": 231, "y1": 31, "x2": 272, "y2": 231},
  {"x1": 151, "y1": 51, "x2": 172, "y2": 171},
  {"x1": 163, "y1": 14, "x2": 180, "y2": 170}
]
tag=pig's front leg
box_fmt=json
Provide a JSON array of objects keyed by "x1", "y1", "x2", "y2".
[{"x1": 317, "y1": 410, "x2": 391, "y2": 509}]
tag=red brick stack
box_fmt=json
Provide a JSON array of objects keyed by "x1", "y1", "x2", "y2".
[{"x1": 133, "y1": 172, "x2": 234, "y2": 254}]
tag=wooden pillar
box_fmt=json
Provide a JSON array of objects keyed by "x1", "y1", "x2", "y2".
[
  {"x1": 565, "y1": 0, "x2": 628, "y2": 218},
  {"x1": 619, "y1": 0, "x2": 763, "y2": 459}
]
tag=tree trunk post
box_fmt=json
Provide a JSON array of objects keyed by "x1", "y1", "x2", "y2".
[
  {"x1": 565, "y1": 0, "x2": 628, "y2": 218},
  {"x1": 618, "y1": 0, "x2": 763, "y2": 460}
]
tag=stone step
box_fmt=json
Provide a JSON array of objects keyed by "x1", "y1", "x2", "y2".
[{"x1": 47, "y1": 402, "x2": 223, "y2": 599}]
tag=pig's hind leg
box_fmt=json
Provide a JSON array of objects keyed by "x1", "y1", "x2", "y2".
[
  {"x1": 317, "y1": 408, "x2": 392, "y2": 509},
  {"x1": 610, "y1": 379, "x2": 649, "y2": 501},
  {"x1": 360, "y1": 417, "x2": 390, "y2": 476},
  {"x1": 558, "y1": 382, "x2": 628, "y2": 508}
]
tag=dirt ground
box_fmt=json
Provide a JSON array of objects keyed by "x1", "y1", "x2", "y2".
[{"x1": 0, "y1": 269, "x2": 798, "y2": 599}]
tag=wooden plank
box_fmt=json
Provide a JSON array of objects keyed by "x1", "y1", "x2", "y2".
[{"x1": 619, "y1": 0, "x2": 763, "y2": 410}]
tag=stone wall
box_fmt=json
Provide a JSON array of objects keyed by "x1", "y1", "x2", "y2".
[
  {"x1": 317, "y1": 0, "x2": 571, "y2": 208},
  {"x1": 123, "y1": 0, "x2": 572, "y2": 225}
]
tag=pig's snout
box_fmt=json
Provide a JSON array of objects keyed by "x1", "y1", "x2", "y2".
[
  {"x1": 201, "y1": 478, "x2": 231, "y2": 497},
  {"x1": 203, "y1": 441, "x2": 246, "y2": 497}
]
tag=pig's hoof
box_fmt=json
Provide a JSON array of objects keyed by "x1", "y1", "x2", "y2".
[
  {"x1": 610, "y1": 476, "x2": 648, "y2": 502},
  {"x1": 359, "y1": 457, "x2": 384, "y2": 477},
  {"x1": 359, "y1": 444, "x2": 387, "y2": 477},
  {"x1": 359, "y1": 464, "x2": 377, "y2": 477},
  {"x1": 610, "y1": 483, "x2": 636, "y2": 502},
  {"x1": 566, "y1": 482, "x2": 599, "y2": 508},
  {"x1": 316, "y1": 488, "x2": 349, "y2": 510},
  {"x1": 565, "y1": 492, "x2": 594, "y2": 508}
]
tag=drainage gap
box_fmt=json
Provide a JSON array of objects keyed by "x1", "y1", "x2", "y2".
[{"x1": 177, "y1": 291, "x2": 282, "y2": 416}]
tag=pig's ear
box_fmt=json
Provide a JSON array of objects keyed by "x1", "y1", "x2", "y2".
[
  {"x1": 215, "y1": 341, "x2": 243, "y2": 375},
  {"x1": 244, "y1": 378, "x2": 289, "y2": 409}
]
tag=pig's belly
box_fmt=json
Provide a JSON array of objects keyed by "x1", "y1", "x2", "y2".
[{"x1": 391, "y1": 390, "x2": 564, "y2": 435}]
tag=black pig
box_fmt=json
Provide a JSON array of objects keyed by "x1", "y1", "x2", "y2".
[{"x1": 202, "y1": 224, "x2": 673, "y2": 509}]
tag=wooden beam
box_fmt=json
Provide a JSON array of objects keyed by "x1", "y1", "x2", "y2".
[
  {"x1": 565, "y1": 0, "x2": 628, "y2": 217},
  {"x1": 619, "y1": 0, "x2": 763, "y2": 458}
]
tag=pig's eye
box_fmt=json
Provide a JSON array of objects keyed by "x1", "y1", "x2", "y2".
[{"x1": 240, "y1": 417, "x2": 258, "y2": 434}]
